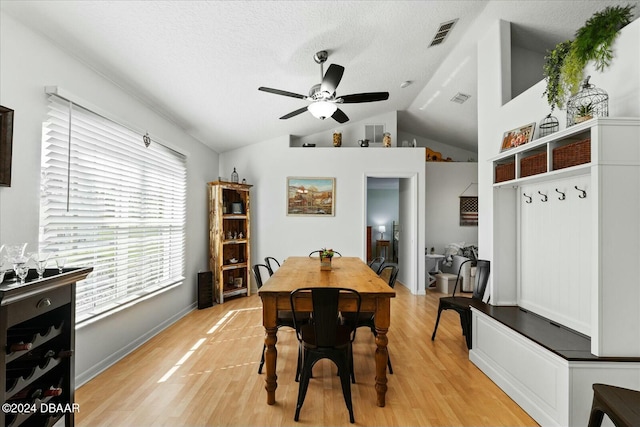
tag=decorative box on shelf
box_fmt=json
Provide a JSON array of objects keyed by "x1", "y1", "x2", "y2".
[
  {"x1": 495, "y1": 162, "x2": 515, "y2": 183},
  {"x1": 520, "y1": 152, "x2": 547, "y2": 177},
  {"x1": 553, "y1": 138, "x2": 591, "y2": 170}
]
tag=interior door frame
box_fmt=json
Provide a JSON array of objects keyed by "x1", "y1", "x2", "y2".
[{"x1": 363, "y1": 172, "x2": 423, "y2": 295}]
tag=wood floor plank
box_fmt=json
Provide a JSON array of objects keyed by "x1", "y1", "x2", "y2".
[{"x1": 76, "y1": 284, "x2": 538, "y2": 426}]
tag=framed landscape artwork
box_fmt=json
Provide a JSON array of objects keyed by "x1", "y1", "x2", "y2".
[
  {"x1": 287, "y1": 177, "x2": 335, "y2": 216},
  {"x1": 500, "y1": 122, "x2": 536, "y2": 152},
  {"x1": 0, "y1": 105, "x2": 14, "y2": 187}
]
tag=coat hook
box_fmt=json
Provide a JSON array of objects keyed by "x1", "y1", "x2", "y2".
[
  {"x1": 538, "y1": 191, "x2": 548, "y2": 202},
  {"x1": 523, "y1": 193, "x2": 532, "y2": 204},
  {"x1": 555, "y1": 188, "x2": 566, "y2": 200},
  {"x1": 575, "y1": 186, "x2": 587, "y2": 198}
]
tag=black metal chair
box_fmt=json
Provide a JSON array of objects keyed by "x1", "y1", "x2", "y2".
[
  {"x1": 309, "y1": 250, "x2": 342, "y2": 257},
  {"x1": 264, "y1": 256, "x2": 280, "y2": 275},
  {"x1": 343, "y1": 262, "x2": 398, "y2": 374},
  {"x1": 290, "y1": 287, "x2": 361, "y2": 423},
  {"x1": 431, "y1": 259, "x2": 490, "y2": 349},
  {"x1": 368, "y1": 256, "x2": 385, "y2": 273},
  {"x1": 254, "y1": 263, "x2": 308, "y2": 375}
]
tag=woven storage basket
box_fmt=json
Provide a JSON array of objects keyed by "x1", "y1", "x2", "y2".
[
  {"x1": 520, "y1": 152, "x2": 547, "y2": 177},
  {"x1": 553, "y1": 138, "x2": 591, "y2": 170},
  {"x1": 495, "y1": 162, "x2": 515, "y2": 183}
]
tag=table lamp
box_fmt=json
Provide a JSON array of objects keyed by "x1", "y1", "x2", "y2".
[{"x1": 378, "y1": 225, "x2": 386, "y2": 240}]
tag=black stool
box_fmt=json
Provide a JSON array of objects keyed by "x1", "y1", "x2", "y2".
[{"x1": 588, "y1": 383, "x2": 640, "y2": 427}]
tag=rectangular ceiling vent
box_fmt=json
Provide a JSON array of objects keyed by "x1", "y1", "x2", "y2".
[
  {"x1": 429, "y1": 19, "x2": 459, "y2": 47},
  {"x1": 450, "y1": 92, "x2": 471, "y2": 104}
]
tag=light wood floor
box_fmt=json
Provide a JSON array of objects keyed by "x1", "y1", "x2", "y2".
[{"x1": 76, "y1": 284, "x2": 538, "y2": 426}]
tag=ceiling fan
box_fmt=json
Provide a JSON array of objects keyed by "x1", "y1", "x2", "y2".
[{"x1": 258, "y1": 50, "x2": 389, "y2": 124}]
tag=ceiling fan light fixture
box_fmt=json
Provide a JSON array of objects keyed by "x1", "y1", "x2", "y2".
[{"x1": 308, "y1": 101, "x2": 337, "y2": 120}]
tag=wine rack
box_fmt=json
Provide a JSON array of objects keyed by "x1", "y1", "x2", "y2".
[
  {"x1": 1, "y1": 267, "x2": 92, "y2": 427},
  {"x1": 208, "y1": 181, "x2": 252, "y2": 304}
]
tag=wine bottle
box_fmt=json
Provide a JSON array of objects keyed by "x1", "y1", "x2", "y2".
[
  {"x1": 7, "y1": 341, "x2": 33, "y2": 353},
  {"x1": 9, "y1": 348, "x2": 73, "y2": 369},
  {"x1": 7, "y1": 386, "x2": 43, "y2": 401},
  {"x1": 7, "y1": 385, "x2": 62, "y2": 401}
]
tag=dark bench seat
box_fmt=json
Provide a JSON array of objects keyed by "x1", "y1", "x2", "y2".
[{"x1": 469, "y1": 301, "x2": 640, "y2": 362}]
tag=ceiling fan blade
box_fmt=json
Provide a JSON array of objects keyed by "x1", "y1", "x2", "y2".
[
  {"x1": 320, "y1": 64, "x2": 345, "y2": 94},
  {"x1": 279, "y1": 106, "x2": 309, "y2": 120},
  {"x1": 331, "y1": 108, "x2": 349, "y2": 124},
  {"x1": 339, "y1": 92, "x2": 390, "y2": 103},
  {"x1": 258, "y1": 87, "x2": 306, "y2": 99}
]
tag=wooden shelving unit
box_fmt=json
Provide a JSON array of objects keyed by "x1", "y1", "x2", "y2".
[
  {"x1": 208, "y1": 181, "x2": 252, "y2": 304},
  {"x1": 1, "y1": 267, "x2": 92, "y2": 427}
]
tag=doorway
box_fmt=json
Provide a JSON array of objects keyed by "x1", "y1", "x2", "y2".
[{"x1": 364, "y1": 173, "x2": 421, "y2": 294}]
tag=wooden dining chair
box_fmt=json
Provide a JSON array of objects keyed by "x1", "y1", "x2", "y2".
[
  {"x1": 290, "y1": 287, "x2": 361, "y2": 423},
  {"x1": 431, "y1": 259, "x2": 490, "y2": 349}
]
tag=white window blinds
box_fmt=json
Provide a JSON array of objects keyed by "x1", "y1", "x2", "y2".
[{"x1": 40, "y1": 95, "x2": 187, "y2": 323}]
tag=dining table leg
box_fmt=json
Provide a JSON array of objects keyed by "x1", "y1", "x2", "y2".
[
  {"x1": 374, "y1": 297, "x2": 391, "y2": 407},
  {"x1": 262, "y1": 296, "x2": 278, "y2": 405}
]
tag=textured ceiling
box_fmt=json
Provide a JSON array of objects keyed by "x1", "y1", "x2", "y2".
[{"x1": 1, "y1": 1, "x2": 637, "y2": 153}]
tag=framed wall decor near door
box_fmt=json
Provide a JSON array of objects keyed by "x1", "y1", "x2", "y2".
[
  {"x1": 286, "y1": 177, "x2": 335, "y2": 216},
  {"x1": 0, "y1": 105, "x2": 14, "y2": 187}
]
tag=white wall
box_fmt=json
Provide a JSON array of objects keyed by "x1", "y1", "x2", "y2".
[
  {"x1": 425, "y1": 162, "x2": 478, "y2": 254},
  {"x1": 0, "y1": 12, "x2": 220, "y2": 384},
  {"x1": 398, "y1": 130, "x2": 476, "y2": 161},
  {"x1": 219, "y1": 139, "x2": 426, "y2": 294},
  {"x1": 510, "y1": 44, "x2": 545, "y2": 100}
]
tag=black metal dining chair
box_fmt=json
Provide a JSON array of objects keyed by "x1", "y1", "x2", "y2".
[
  {"x1": 431, "y1": 259, "x2": 490, "y2": 349},
  {"x1": 368, "y1": 256, "x2": 385, "y2": 273},
  {"x1": 290, "y1": 287, "x2": 361, "y2": 423},
  {"x1": 264, "y1": 256, "x2": 280, "y2": 275},
  {"x1": 343, "y1": 262, "x2": 398, "y2": 374}
]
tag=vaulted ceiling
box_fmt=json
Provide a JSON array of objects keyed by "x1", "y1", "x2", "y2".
[{"x1": 2, "y1": 1, "x2": 636, "y2": 153}]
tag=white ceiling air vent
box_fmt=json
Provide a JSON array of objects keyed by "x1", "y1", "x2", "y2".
[
  {"x1": 451, "y1": 92, "x2": 471, "y2": 104},
  {"x1": 429, "y1": 19, "x2": 458, "y2": 47}
]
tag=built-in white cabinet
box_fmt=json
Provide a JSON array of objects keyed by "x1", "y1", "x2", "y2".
[
  {"x1": 473, "y1": 118, "x2": 640, "y2": 427},
  {"x1": 490, "y1": 117, "x2": 640, "y2": 357}
]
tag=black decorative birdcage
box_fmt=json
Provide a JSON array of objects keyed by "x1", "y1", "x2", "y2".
[
  {"x1": 566, "y1": 76, "x2": 608, "y2": 127},
  {"x1": 539, "y1": 113, "x2": 559, "y2": 137}
]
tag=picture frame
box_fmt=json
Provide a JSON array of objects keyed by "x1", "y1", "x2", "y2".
[
  {"x1": 287, "y1": 177, "x2": 335, "y2": 216},
  {"x1": 500, "y1": 122, "x2": 536, "y2": 152},
  {"x1": 0, "y1": 105, "x2": 14, "y2": 187}
]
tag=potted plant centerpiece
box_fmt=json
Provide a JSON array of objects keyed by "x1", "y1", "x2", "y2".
[{"x1": 320, "y1": 248, "x2": 334, "y2": 270}]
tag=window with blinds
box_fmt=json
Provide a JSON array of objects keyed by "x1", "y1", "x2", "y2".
[{"x1": 40, "y1": 95, "x2": 187, "y2": 324}]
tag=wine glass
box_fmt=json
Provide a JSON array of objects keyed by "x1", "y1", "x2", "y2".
[
  {"x1": 0, "y1": 257, "x2": 9, "y2": 284},
  {"x1": 14, "y1": 261, "x2": 29, "y2": 284},
  {"x1": 55, "y1": 256, "x2": 67, "y2": 274},
  {"x1": 4, "y1": 244, "x2": 27, "y2": 283},
  {"x1": 30, "y1": 252, "x2": 50, "y2": 280}
]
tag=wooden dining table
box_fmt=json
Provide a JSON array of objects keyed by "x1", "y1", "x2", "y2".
[{"x1": 258, "y1": 256, "x2": 396, "y2": 407}]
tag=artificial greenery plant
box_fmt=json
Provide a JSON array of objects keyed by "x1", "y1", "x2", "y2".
[
  {"x1": 543, "y1": 4, "x2": 635, "y2": 110},
  {"x1": 543, "y1": 40, "x2": 572, "y2": 111}
]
